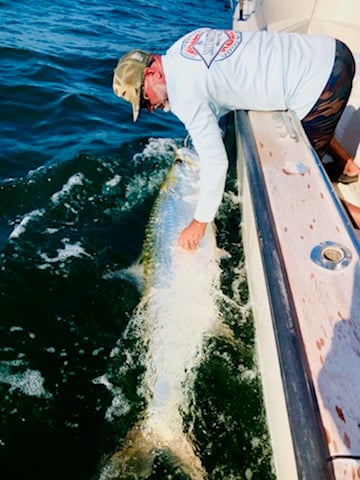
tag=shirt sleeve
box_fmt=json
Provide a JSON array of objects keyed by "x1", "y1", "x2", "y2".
[{"x1": 185, "y1": 103, "x2": 229, "y2": 223}]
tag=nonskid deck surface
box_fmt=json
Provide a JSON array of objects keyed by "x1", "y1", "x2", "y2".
[{"x1": 245, "y1": 108, "x2": 360, "y2": 477}]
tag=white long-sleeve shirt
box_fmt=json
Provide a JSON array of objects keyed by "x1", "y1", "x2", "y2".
[{"x1": 162, "y1": 28, "x2": 335, "y2": 222}]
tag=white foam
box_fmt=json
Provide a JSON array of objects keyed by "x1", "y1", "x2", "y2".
[
  {"x1": 38, "y1": 238, "x2": 90, "y2": 269},
  {"x1": 133, "y1": 239, "x2": 222, "y2": 441},
  {"x1": 10, "y1": 326, "x2": 24, "y2": 332},
  {"x1": 51, "y1": 172, "x2": 85, "y2": 204},
  {"x1": 91, "y1": 347, "x2": 105, "y2": 357},
  {"x1": 0, "y1": 360, "x2": 51, "y2": 398},
  {"x1": 133, "y1": 137, "x2": 178, "y2": 166},
  {"x1": 93, "y1": 374, "x2": 131, "y2": 420},
  {"x1": 9, "y1": 208, "x2": 45, "y2": 239},
  {"x1": 119, "y1": 138, "x2": 178, "y2": 213},
  {"x1": 7, "y1": 173, "x2": 87, "y2": 241},
  {"x1": 46, "y1": 227, "x2": 59, "y2": 234},
  {"x1": 104, "y1": 174, "x2": 121, "y2": 189}
]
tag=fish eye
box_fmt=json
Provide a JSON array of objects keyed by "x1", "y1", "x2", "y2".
[{"x1": 174, "y1": 158, "x2": 183, "y2": 165}]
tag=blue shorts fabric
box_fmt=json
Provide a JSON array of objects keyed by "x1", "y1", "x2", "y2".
[{"x1": 301, "y1": 40, "x2": 355, "y2": 158}]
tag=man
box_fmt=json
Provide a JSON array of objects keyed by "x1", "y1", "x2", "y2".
[{"x1": 112, "y1": 28, "x2": 359, "y2": 249}]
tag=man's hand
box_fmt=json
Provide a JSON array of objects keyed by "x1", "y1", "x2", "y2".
[{"x1": 178, "y1": 219, "x2": 207, "y2": 250}]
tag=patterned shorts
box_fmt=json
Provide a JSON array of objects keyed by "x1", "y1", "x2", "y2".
[{"x1": 301, "y1": 39, "x2": 355, "y2": 158}]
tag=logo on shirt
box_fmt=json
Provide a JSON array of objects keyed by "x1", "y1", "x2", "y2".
[{"x1": 180, "y1": 29, "x2": 242, "y2": 68}]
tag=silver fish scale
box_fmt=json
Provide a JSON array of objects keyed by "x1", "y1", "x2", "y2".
[{"x1": 143, "y1": 148, "x2": 201, "y2": 289}]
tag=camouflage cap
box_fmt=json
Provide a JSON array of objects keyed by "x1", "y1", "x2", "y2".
[{"x1": 113, "y1": 49, "x2": 150, "y2": 122}]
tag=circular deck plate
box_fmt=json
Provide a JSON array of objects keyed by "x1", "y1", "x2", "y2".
[{"x1": 311, "y1": 241, "x2": 352, "y2": 270}]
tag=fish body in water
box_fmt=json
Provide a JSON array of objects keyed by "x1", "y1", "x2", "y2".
[{"x1": 99, "y1": 147, "x2": 222, "y2": 479}]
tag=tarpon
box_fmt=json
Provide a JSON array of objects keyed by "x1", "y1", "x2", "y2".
[{"x1": 98, "y1": 146, "x2": 223, "y2": 479}]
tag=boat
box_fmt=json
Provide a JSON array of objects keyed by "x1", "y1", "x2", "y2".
[{"x1": 231, "y1": 1, "x2": 360, "y2": 479}]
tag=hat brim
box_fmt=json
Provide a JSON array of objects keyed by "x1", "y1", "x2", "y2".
[
  {"x1": 112, "y1": 50, "x2": 150, "y2": 123},
  {"x1": 132, "y1": 99, "x2": 140, "y2": 122}
]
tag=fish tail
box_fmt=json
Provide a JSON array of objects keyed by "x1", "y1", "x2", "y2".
[
  {"x1": 96, "y1": 425, "x2": 207, "y2": 479},
  {"x1": 164, "y1": 433, "x2": 207, "y2": 480},
  {"x1": 97, "y1": 425, "x2": 156, "y2": 479}
]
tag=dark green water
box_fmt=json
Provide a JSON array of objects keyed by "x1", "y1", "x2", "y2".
[
  {"x1": 0, "y1": 1, "x2": 275, "y2": 478},
  {"x1": 0, "y1": 136, "x2": 275, "y2": 479}
]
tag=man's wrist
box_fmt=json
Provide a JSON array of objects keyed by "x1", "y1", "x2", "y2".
[{"x1": 193, "y1": 218, "x2": 207, "y2": 226}]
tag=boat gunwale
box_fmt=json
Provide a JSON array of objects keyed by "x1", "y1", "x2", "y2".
[{"x1": 235, "y1": 109, "x2": 337, "y2": 479}]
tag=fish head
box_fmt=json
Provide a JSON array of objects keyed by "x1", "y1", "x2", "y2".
[
  {"x1": 172, "y1": 147, "x2": 200, "y2": 179},
  {"x1": 166, "y1": 147, "x2": 201, "y2": 200},
  {"x1": 173, "y1": 147, "x2": 200, "y2": 168}
]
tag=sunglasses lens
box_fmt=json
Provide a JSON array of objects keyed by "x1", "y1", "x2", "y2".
[
  {"x1": 140, "y1": 84, "x2": 150, "y2": 109},
  {"x1": 140, "y1": 96, "x2": 149, "y2": 109}
]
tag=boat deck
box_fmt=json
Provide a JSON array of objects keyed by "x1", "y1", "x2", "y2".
[
  {"x1": 237, "y1": 109, "x2": 360, "y2": 478},
  {"x1": 233, "y1": 1, "x2": 360, "y2": 478}
]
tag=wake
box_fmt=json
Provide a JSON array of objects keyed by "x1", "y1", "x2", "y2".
[{"x1": 95, "y1": 147, "x2": 227, "y2": 479}]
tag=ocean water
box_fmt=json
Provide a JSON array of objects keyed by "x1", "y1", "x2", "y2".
[{"x1": 0, "y1": 1, "x2": 275, "y2": 479}]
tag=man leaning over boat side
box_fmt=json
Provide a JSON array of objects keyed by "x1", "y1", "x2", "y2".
[{"x1": 112, "y1": 28, "x2": 360, "y2": 249}]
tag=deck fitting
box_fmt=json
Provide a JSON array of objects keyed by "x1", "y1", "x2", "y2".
[{"x1": 311, "y1": 241, "x2": 352, "y2": 270}]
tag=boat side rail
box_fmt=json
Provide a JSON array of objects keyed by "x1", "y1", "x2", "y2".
[{"x1": 234, "y1": 109, "x2": 335, "y2": 479}]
